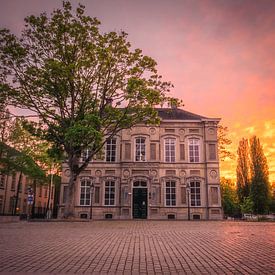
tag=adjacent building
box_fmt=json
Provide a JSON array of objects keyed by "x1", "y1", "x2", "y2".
[
  {"x1": 59, "y1": 107, "x2": 223, "y2": 220},
  {"x1": 0, "y1": 143, "x2": 54, "y2": 217}
]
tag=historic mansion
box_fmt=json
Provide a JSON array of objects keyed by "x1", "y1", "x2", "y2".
[{"x1": 59, "y1": 107, "x2": 222, "y2": 220}]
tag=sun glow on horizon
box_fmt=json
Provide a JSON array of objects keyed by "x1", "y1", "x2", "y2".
[{"x1": 220, "y1": 119, "x2": 275, "y2": 183}]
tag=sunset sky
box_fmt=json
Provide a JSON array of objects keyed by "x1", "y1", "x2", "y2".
[{"x1": 0, "y1": 0, "x2": 274, "y2": 182}]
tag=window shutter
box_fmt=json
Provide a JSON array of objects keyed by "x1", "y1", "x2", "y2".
[
  {"x1": 125, "y1": 143, "x2": 131, "y2": 160},
  {"x1": 180, "y1": 144, "x2": 185, "y2": 160}
]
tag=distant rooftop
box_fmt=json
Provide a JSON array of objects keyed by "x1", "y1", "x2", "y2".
[{"x1": 156, "y1": 108, "x2": 208, "y2": 120}]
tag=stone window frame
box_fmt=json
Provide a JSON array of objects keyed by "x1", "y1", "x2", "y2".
[
  {"x1": 105, "y1": 138, "x2": 117, "y2": 162},
  {"x1": 190, "y1": 181, "x2": 201, "y2": 207},
  {"x1": 164, "y1": 138, "x2": 176, "y2": 163},
  {"x1": 165, "y1": 180, "x2": 176, "y2": 207},
  {"x1": 135, "y1": 136, "x2": 146, "y2": 162},
  {"x1": 188, "y1": 138, "x2": 200, "y2": 163},
  {"x1": 104, "y1": 180, "x2": 116, "y2": 206},
  {"x1": 79, "y1": 178, "x2": 91, "y2": 206}
]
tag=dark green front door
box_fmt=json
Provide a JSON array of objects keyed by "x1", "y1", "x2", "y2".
[{"x1": 133, "y1": 188, "x2": 147, "y2": 219}]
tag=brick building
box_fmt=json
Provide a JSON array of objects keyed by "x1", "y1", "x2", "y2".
[{"x1": 59, "y1": 108, "x2": 222, "y2": 220}]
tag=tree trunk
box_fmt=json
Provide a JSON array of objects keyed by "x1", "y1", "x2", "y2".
[
  {"x1": 46, "y1": 173, "x2": 53, "y2": 219},
  {"x1": 63, "y1": 172, "x2": 77, "y2": 218}
]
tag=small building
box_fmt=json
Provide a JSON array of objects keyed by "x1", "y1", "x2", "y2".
[{"x1": 59, "y1": 108, "x2": 222, "y2": 220}]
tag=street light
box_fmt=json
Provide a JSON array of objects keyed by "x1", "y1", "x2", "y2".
[
  {"x1": 186, "y1": 182, "x2": 191, "y2": 221},
  {"x1": 90, "y1": 182, "x2": 95, "y2": 220}
]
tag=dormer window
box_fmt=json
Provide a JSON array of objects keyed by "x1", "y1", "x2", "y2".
[
  {"x1": 135, "y1": 137, "x2": 146, "y2": 161},
  {"x1": 189, "y1": 139, "x2": 200, "y2": 163}
]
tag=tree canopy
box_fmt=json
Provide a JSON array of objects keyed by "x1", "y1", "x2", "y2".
[
  {"x1": 236, "y1": 138, "x2": 250, "y2": 203},
  {"x1": 235, "y1": 136, "x2": 271, "y2": 214},
  {"x1": 0, "y1": 2, "x2": 179, "y2": 217}
]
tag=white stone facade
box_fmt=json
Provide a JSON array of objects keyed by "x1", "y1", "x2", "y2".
[{"x1": 59, "y1": 108, "x2": 223, "y2": 220}]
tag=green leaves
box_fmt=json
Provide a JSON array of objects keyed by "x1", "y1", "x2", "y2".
[
  {"x1": 236, "y1": 136, "x2": 271, "y2": 214},
  {"x1": 0, "y1": 1, "x2": 179, "y2": 213},
  {"x1": 0, "y1": 142, "x2": 46, "y2": 181}
]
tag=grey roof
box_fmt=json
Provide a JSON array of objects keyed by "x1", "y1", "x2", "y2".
[{"x1": 156, "y1": 108, "x2": 207, "y2": 120}]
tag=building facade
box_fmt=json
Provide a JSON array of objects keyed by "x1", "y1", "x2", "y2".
[
  {"x1": 59, "y1": 108, "x2": 223, "y2": 220},
  {"x1": 0, "y1": 172, "x2": 54, "y2": 217}
]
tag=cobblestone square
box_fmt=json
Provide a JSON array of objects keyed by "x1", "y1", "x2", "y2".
[{"x1": 0, "y1": 221, "x2": 274, "y2": 274}]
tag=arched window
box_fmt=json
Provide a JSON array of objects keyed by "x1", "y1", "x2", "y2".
[
  {"x1": 165, "y1": 138, "x2": 176, "y2": 162},
  {"x1": 135, "y1": 137, "x2": 146, "y2": 161},
  {"x1": 189, "y1": 139, "x2": 200, "y2": 163}
]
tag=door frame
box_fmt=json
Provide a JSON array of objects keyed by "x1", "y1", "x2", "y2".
[{"x1": 132, "y1": 180, "x2": 148, "y2": 219}]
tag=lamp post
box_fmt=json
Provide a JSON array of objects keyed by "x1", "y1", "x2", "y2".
[
  {"x1": 90, "y1": 182, "x2": 95, "y2": 220},
  {"x1": 186, "y1": 182, "x2": 191, "y2": 221}
]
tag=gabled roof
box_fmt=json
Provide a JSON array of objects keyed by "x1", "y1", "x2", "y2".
[{"x1": 156, "y1": 108, "x2": 207, "y2": 120}]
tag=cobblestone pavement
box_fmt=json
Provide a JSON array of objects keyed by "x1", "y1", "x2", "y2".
[{"x1": 0, "y1": 221, "x2": 274, "y2": 274}]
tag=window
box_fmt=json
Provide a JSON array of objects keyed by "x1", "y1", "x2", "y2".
[
  {"x1": 165, "y1": 181, "x2": 176, "y2": 206},
  {"x1": 0, "y1": 174, "x2": 5, "y2": 188},
  {"x1": 190, "y1": 181, "x2": 201, "y2": 206},
  {"x1": 165, "y1": 139, "x2": 176, "y2": 162},
  {"x1": 104, "y1": 181, "x2": 115, "y2": 206},
  {"x1": 189, "y1": 139, "x2": 200, "y2": 163},
  {"x1": 39, "y1": 186, "x2": 42, "y2": 197},
  {"x1": 11, "y1": 173, "x2": 16, "y2": 190},
  {"x1": 106, "y1": 138, "x2": 116, "y2": 162},
  {"x1": 209, "y1": 144, "x2": 217, "y2": 160},
  {"x1": 135, "y1": 137, "x2": 146, "y2": 161},
  {"x1": 80, "y1": 178, "x2": 91, "y2": 206},
  {"x1": 82, "y1": 148, "x2": 92, "y2": 162},
  {"x1": 44, "y1": 186, "x2": 48, "y2": 198}
]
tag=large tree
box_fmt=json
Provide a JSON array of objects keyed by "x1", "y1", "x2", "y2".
[
  {"x1": 0, "y1": 2, "x2": 178, "y2": 217},
  {"x1": 217, "y1": 125, "x2": 234, "y2": 162},
  {"x1": 220, "y1": 177, "x2": 239, "y2": 217},
  {"x1": 236, "y1": 138, "x2": 250, "y2": 203},
  {"x1": 249, "y1": 136, "x2": 270, "y2": 214}
]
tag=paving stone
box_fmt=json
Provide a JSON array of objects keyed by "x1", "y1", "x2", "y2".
[{"x1": 0, "y1": 221, "x2": 274, "y2": 274}]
